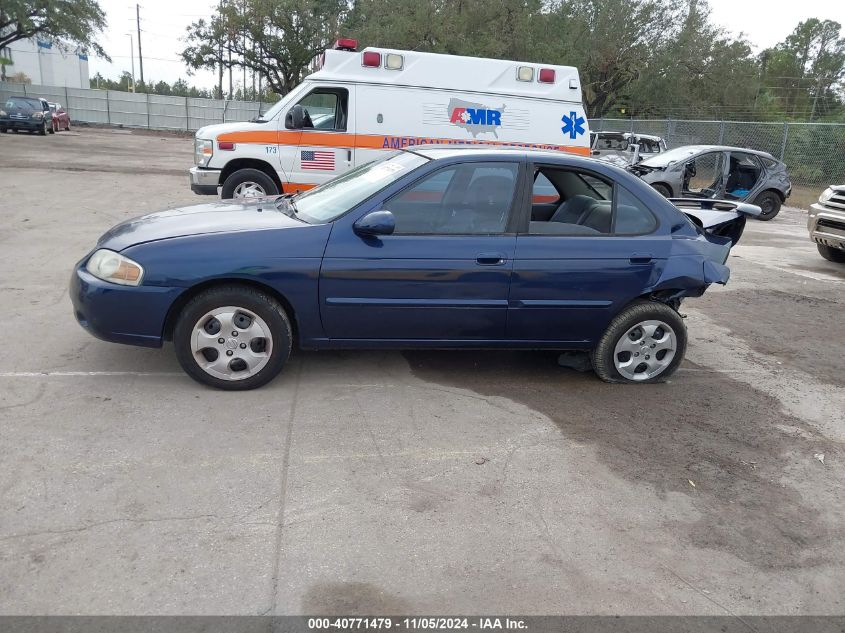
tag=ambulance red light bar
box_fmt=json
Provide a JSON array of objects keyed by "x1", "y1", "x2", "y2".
[
  {"x1": 334, "y1": 38, "x2": 358, "y2": 52},
  {"x1": 538, "y1": 68, "x2": 556, "y2": 83},
  {"x1": 362, "y1": 51, "x2": 381, "y2": 67}
]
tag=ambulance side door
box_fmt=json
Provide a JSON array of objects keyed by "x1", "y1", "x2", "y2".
[{"x1": 283, "y1": 85, "x2": 355, "y2": 193}]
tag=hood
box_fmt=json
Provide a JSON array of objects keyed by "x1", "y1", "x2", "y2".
[
  {"x1": 98, "y1": 197, "x2": 308, "y2": 251},
  {"x1": 195, "y1": 119, "x2": 271, "y2": 139}
]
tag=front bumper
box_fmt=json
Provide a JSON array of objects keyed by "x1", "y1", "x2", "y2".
[
  {"x1": 189, "y1": 166, "x2": 220, "y2": 195},
  {"x1": 808, "y1": 203, "x2": 845, "y2": 250},
  {"x1": 1, "y1": 118, "x2": 43, "y2": 131},
  {"x1": 70, "y1": 264, "x2": 184, "y2": 348}
]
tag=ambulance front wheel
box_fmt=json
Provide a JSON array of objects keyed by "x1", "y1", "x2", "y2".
[{"x1": 221, "y1": 168, "x2": 280, "y2": 200}]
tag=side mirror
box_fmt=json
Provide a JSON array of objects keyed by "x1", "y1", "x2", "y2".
[
  {"x1": 591, "y1": 150, "x2": 600, "y2": 156},
  {"x1": 353, "y1": 210, "x2": 395, "y2": 237},
  {"x1": 285, "y1": 104, "x2": 305, "y2": 129}
]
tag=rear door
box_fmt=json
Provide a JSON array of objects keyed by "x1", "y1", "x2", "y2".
[
  {"x1": 320, "y1": 160, "x2": 523, "y2": 341},
  {"x1": 508, "y1": 164, "x2": 670, "y2": 344}
]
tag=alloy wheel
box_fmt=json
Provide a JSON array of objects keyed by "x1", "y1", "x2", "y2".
[
  {"x1": 190, "y1": 305, "x2": 273, "y2": 381},
  {"x1": 613, "y1": 319, "x2": 677, "y2": 381},
  {"x1": 233, "y1": 181, "x2": 266, "y2": 198}
]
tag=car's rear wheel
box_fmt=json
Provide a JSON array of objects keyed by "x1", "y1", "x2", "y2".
[
  {"x1": 221, "y1": 168, "x2": 279, "y2": 200},
  {"x1": 591, "y1": 301, "x2": 686, "y2": 383},
  {"x1": 50, "y1": 121, "x2": 57, "y2": 133},
  {"x1": 817, "y1": 243, "x2": 845, "y2": 263},
  {"x1": 651, "y1": 183, "x2": 672, "y2": 198},
  {"x1": 173, "y1": 285, "x2": 292, "y2": 390},
  {"x1": 753, "y1": 190, "x2": 781, "y2": 221}
]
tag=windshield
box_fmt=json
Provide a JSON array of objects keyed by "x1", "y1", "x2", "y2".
[
  {"x1": 640, "y1": 146, "x2": 707, "y2": 168},
  {"x1": 5, "y1": 97, "x2": 41, "y2": 110},
  {"x1": 291, "y1": 152, "x2": 430, "y2": 224}
]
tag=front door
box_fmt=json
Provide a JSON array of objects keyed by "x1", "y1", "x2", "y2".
[
  {"x1": 320, "y1": 161, "x2": 522, "y2": 341},
  {"x1": 279, "y1": 86, "x2": 354, "y2": 194},
  {"x1": 681, "y1": 151, "x2": 727, "y2": 199}
]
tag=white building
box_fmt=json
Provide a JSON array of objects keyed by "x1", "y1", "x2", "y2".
[{"x1": 1, "y1": 39, "x2": 89, "y2": 88}]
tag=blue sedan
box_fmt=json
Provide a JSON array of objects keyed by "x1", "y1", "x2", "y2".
[{"x1": 71, "y1": 147, "x2": 758, "y2": 389}]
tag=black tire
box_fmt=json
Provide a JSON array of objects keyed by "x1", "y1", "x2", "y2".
[
  {"x1": 651, "y1": 183, "x2": 672, "y2": 198},
  {"x1": 817, "y1": 243, "x2": 845, "y2": 263},
  {"x1": 753, "y1": 190, "x2": 781, "y2": 221},
  {"x1": 0, "y1": 127, "x2": 6, "y2": 133},
  {"x1": 591, "y1": 300, "x2": 687, "y2": 384},
  {"x1": 38, "y1": 121, "x2": 47, "y2": 136},
  {"x1": 49, "y1": 121, "x2": 56, "y2": 134},
  {"x1": 173, "y1": 285, "x2": 292, "y2": 390},
  {"x1": 220, "y1": 168, "x2": 279, "y2": 200}
]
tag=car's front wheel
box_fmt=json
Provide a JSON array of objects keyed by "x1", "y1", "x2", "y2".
[
  {"x1": 651, "y1": 183, "x2": 672, "y2": 198},
  {"x1": 221, "y1": 168, "x2": 279, "y2": 200},
  {"x1": 817, "y1": 243, "x2": 845, "y2": 263},
  {"x1": 591, "y1": 301, "x2": 687, "y2": 383},
  {"x1": 173, "y1": 285, "x2": 292, "y2": 390},
  {"x1": 39, "y1": 121, "x2": 48, "y2": 135}
]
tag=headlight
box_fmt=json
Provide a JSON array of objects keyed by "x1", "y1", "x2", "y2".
[
  {"x1": 194, "y1": 138, "x2": 213, "y2": 166},
  {"x1": 819, "y1": 187, "x2": 834, "y2": 204},
  {"x1": 0, "y1": 110, "x2": 6, "y2": 117},
  {"x1": 86, "y1": 249, "x2": 144, "y2": 286},
  {"x1": 32, "y1": 111, "x2": 43, "y2": 119}
]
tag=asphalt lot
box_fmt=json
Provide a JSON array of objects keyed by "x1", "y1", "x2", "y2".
[{"x1": 1, "y1": 127, "x2": 844, "y2": 615}]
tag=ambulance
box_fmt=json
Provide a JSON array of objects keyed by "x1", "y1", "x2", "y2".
[{"x1": 189, "y1": 40, "x2": 591, "y2": 199}]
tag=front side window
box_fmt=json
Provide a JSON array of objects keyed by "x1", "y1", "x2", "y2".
[
  {"x1": 289, "y1": 88, "x2": 348, "y2": 131},
  {"x1": 387, "y1": 162, "x2": 519, "y2": 235}
]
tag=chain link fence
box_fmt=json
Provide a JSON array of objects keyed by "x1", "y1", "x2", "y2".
[
  {"x1": 0, "y1": 82, "x2": 272, "y2": 131},
  {"x1": 591, "y1": 118, "x2": 845, "y2": 202}
]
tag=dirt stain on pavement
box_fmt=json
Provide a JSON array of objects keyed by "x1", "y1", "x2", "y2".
[
  {"x1": 302, "y1": 581, "x2": 413, "y2": 614},
  {"x1": 696, "y1": 289, "x2": 845, "y2": 387},
  {"x1": 403, "y1": 350, "x2": 843, "y2": 571}
]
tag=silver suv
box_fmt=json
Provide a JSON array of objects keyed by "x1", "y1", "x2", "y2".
[{"x1": 809, "y1": 186, "x2": 845, "y2": 263}]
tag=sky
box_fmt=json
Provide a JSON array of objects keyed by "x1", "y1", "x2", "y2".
[{"x1": 89, "y1": 0, "x2": 845, "y2": 90}]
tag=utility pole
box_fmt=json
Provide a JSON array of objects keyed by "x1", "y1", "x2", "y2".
[
  {"x1": 136, "y1": 4, "x2": 144, "y2": 85},
  {"x1": 810, "y1": 75, "x2": 824, "y2": 121},
  {"x1": 127, "y1": 33, "x2": 136, "y2": 92}
]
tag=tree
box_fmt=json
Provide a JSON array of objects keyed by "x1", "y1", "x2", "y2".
[
  {"x1": 182, "y1": 0, "x2": 349, "y2": 96},
  {"x1": 0, "y1": 0, "x2": 110, "y2": 60},
  {"x1": 761, "y1": 19, "x2": 845, "y2": 119}
]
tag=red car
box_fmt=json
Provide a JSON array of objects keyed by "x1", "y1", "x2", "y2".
[{"x1": 48, "y1": 102, "x2": 71, "y2": 132}]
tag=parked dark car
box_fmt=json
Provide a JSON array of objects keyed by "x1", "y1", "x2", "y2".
[
  {"x1": 71, "y1": 147, "x2": 759, "y2": 390},
  {"x1": 48, "y1": 102, "x2": 71, "y2": 132},
  {"x1": 630, "y1": 145, "x2": 791, "y2": 220},
  {"x1": 1, "y1": 96, "x2": 53, "y2": 135}
]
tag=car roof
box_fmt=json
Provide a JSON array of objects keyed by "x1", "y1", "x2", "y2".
[
  {"x1": 674, "y1": 144, "x2": 777, "y2": 159},
  {"x1": 407, "y1": 145, "x2": 634, "y2": 175},
  {"x1": 410, "y1": 146, "x2": 586, "y2": 161},
  {"x1": 594, "y1": 131, "x2": 664, "y2": 141}
]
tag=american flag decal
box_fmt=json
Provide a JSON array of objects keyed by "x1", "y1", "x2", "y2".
[{"x1": 301, "y1": 150, "x2": 335, "y2": 170}]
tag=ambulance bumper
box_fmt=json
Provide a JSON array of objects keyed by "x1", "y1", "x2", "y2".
[{"x1": 189, "y1": 166, "x2": 220, "y2": 195}]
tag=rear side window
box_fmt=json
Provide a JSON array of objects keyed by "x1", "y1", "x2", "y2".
[
  {"x1": 532, "y1": 173, "x2": 560, "y2": 204},
  {"x1": 614, "y1": 186, "x2": 657, "y2": 234},
  {"x1": 525, "y1": 166, "x2": 656, "y2": 236}
]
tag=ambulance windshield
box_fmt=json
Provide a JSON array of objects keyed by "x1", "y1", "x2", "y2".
[{"x1": 290, "y1": 152, "x2": 430, "y2": 224}]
